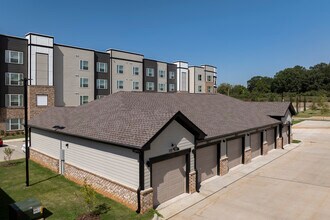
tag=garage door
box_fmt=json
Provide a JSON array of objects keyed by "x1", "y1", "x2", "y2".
[
  {"x1": 227, "y1": 138, "x2": 243, "y2": 169},
  {"x1": 197, "y1": 145, "x2": 217, "y2": 183},
  {"x1": 152, "y1": 155, "x2": 186, "y2": 206},
  {"x1": 251, "y1": 132, "x2": 261, "y2": 158},
  {"x1": 283, "y1": 126, "x2": 289, "y2": 146},
  {"x1": 267, "y1": 128, "x2": 275, "y2": 150}
]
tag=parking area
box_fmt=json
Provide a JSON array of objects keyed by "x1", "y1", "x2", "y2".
[
  {"x1": 0, "y1": 139, "x2": 25, "y2": 162},
  {"x1": 161, "y1": 120, "x2": 330, "y2": 220}
]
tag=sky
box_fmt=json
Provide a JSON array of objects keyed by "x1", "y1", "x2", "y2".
[{"x1": 1, "y1": 0, "x2": 330, "y2": 86}]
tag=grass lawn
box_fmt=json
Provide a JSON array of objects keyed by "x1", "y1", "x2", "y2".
[
  {"x1": 296, "y1": 109, "x2": 330, "y2": 118},
  {"x1": 1, "y1": 134, "x2": 25, "y2": 140},
  {"x1": 292, "y1": 140, "x2": 301, "y2": 144},
  {"x1": 292, "y1": 119, "x2": 304, "y2": 125},
  {"x1": 0, "y1": 159, "x2": 154, "y2": 220}
]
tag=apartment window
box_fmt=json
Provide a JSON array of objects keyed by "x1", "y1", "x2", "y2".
[
  {"x1": 133, "y1": 81, "x2": 139, "y2": 90},
  {"x1": 80, "y1": 78, "x2": 89, "y2": 88},
  {"x1": 36, "y1": 95, "x2": 48, "y2": 106},
  {"x1": 5, "y1": 50, "x2": 23, "y2": 64},
  {"x1": 159, "y1": 70, "x2": 165, "y2": 78},
  {"x1": 133, "y1": 67, "x2": 139, "y2": 75},
  {"x1": 207, "y1": 75, "x2": 212, "y2": 82},
  {"x1": 159, "y1": 83, "x2": 165, "y2": 91},
  {"x1": 5, "y1": 94, "x2": 24, "y2": 107},
  {"x1": 80, "y1": 60, "x2": 88, "y2": 70},
  {"x1": 146, "y1": 82, "x2": 154, "y2": 91},
  {"x1": 169, "y1": 71, "x2": 175, "y2": 79},
  {"x1": 6, "y1": 118, "x2": 23, "y2": 131},
  {"x1": 198, "y1": 74, "x2": 202, "y2": 81},
  {"x1": 96, "y1": 79, "x2": 108, "y2": 89},
  {"x1": 97, "y1": 62, "x2": 107, "y2": 72},
  {"x1": 80, "y1": 96, "x2": 88, "y2": 105},
  {"x1": 5, "y1": 73, "x2": 24, "y2": 86},
  {"x1": 208, "y1": 86, "x2": 212, "y2": 93},
  {"x1": 198, "y1": 86, "x2": 203, "y2": 92},
  {"x1": 146, "y1": 68, "x2": 154, "y2": 77},
  {"x1": 117, "y1": 65, "x2": 124, "y2": 74},
  {"x1": 96, "y1": 95, "x2": 105, "y2": 99},
  {"x1": 169, "y1": 84, "x2": 175, "y2": 91},
  {"x1": 117, "y1": 80, "x2": 124, "y2": 89}
]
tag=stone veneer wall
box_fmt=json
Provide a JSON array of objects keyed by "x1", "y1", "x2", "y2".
[
  {"x1": 189, "y1": 171, "x2": 197, "y2": 193},
  {"x1": 28, "y1": 86, "x2": 55, "y2": 120},
  {"x1": 262, "y1": 142, "x2": 269, "y2": 155},
  {"x1": 219, "y1": 157, "x2": 229, "y2": 176},
  {"x1": 244, "y1": 148, "x2": 252, "y2": 164},
  {"x1": 140, "y1": 188, "x2": 153, "y2": 213},
  {"x1": 276, "y1": 137, "x2": 283, "y2": 149},
  {"x1": 64, "y1": 163, "x2": 138, "y2": 211},
  {"x1": 30, "y1": 149, "x2": 59, "y2": 173},
  {"x1": 0, "y1": 107, "x2": 24, "y2": 132}
]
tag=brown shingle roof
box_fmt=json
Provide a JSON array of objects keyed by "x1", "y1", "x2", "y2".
[
  {"x1": 249, "y1": 102, "x2": 296, "y2": 117},
  {"x1": 30, "y1": 92, "x2": 280, "y2": 149}
]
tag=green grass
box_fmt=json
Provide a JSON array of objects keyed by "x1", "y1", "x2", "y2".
[
  {"x1": 296, "y1": 109, "x2": 330, "y2": 118},
  {"x1": 0, "y1": 159, "x2": 154, "y2": 220},
  {"x1": 1, "y1": 134, "x2": 25, "y2": 140},
  {"x1": 292, "y1": 119, "x2": 304, "y2": 125},
  {"x1": 292, "y1": 140, "x2": 301, "y2": 143}
]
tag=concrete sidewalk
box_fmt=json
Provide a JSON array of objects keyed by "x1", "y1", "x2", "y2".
[{"x1": 156, "y1": 143, "x2": 300, "y2": 219}]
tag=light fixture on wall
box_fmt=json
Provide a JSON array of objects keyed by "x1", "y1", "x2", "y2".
[{"x1": 170, "y1": 143, "x2": 179, "y2": 152}]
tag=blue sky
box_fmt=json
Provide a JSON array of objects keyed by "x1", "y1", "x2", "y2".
[{"x1": 1, "y1": 0, "x2": 330, "y2": 86}]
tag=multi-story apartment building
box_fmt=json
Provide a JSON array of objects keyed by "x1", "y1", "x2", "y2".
[{"x1": 0, "y1": 32, "x2": 216, "y2": 132}]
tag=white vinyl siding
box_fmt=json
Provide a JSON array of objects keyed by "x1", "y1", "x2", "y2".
[
  {"x1": 96, "y1": 79, "x2": 108, "y2": 89},
  {"x1": 80, "y1": 60, "x2": 89, "y2": 70},
  {"x1": 5, "y1": 50, "x2": 23, "y2": 64},
  {"x1": 146, "y1": 68, "x2": 154, "y2": 77},
  {"x1": 31, "y1": 128, "x2": 139, "y2": 188},
  {"x1": 6, "y1": 118, "x2": 24, "y2": 131},
  {"x1": 5, "y1": 94, "x2": 24, "y2": 107},
  {"x1": 144, "y1": 120, "x2": 194, "y2": 188},
  {"x1": 182, "y1": 72, "x2": 187, "y2": 91},
  {"x1": 96, "y1": 62, "x2": 107, "y2": 72},
  {"x1": 5, "y1": 73, "x2": 24, "y2": 86}
]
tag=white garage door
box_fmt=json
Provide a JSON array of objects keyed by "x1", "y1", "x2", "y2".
[
  {"x1": 283, "y1": 126, "x2": 289, "y2": 146},
  {"x1": 227, "y1": 138, "x2": 243, "y2": 169},
  {"x1": 267, "y1": 128, "x2": 275, "y2": 150},
  {"x1": 197, "y1": 145, "x2": 217, "y2": 183},
  {"x1": 152, "y1": 155, "x2": 186, "y2": 206},
  {"x1": 251, "y1": 132, "x2": 261, "y2": 158}
]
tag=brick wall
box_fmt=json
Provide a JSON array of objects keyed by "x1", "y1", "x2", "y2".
[
  {"x1": 244, "y1": 148, "x2": 252, "y2": 164},
  {"x1": 0, "y1": 107, "x2": 24, "y2": 131},
  {"x1": 189, "y1": 171, "x2": 196, "y2": 193},
  {"x1": 219, "y1": 157, "x2": 229, "y2": 176},
  {"x1": 30, "y1": 149, "x2": 59, "y2": 173},
  {"x1": 28, "y1": 86, "x2": 55, "y2": 120},
  {"x1": 140, "y1": 188, "x2": 153, "y2": 213}
]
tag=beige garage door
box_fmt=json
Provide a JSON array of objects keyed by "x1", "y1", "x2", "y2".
[
  {"x1": 197, "y1": 145, "x2": 217, "y2": 183},
  {"x1": 227, "y1": 138, "x2": 243, "y2": 169},
  {"x1": 251, "y1": 132, "x2": 261, "y2": 158},
  {"x1": 283, "y1": 126, "x2": 289, "y2": 146},
  {"x1": 267, "y1": 128, "x2": 275, "y2": 150},
  {"x1": 152, "y1": 155, "x2": 186, "y2": 206}
]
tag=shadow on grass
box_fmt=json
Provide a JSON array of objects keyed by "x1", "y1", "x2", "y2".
[
  {"x1": 30, "y1": 174, "x2": 61, "y2": 186},
  {"x1": 0, "y1": 188, "x2": 15, "y2": 220}
]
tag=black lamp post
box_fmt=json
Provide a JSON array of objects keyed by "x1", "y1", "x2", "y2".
[{"x1": 23, "y1": 78, "x2": 30, "y2": 187}]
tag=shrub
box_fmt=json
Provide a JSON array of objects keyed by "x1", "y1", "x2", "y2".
[{"x1": 3, "y1": 147, "x2": 15, "y2": 165}]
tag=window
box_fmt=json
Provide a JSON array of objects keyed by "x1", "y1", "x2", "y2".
[
  {"x1": 159, "y1": 83, "x2": 165, "y2": 91},
  {"x1": 80, "y1": 78, "x2": 89, "y2": 88},
  {"x1": 96, "y1": 95, "x2": 104, "y2": 99},
  {"x1": 198, "y1": 74, "x2": 202, "y2": 81},
  {"x1": 133, "y1": 82, "x2": 139, "y2": 90},
  {"x1": 37, "y1": 95, "x2": 48, "y2": 106},
  {"x1": 146, "y1": 68, "x2": 154, "y2": 77},
  {"x1": 6, "y1": 118, "x2": 23, "y2": 131},
  {"x1": 159, "y1": 70, "x2": 165, "y2": 78},
  {"x1": 117, "y1": 65, "x2": 124, "y2": 74},
  {"x1": 169, "y1": 84, "x2": 175, "y2": 91},
  {"x1": 97, "y1": 62, "x2": 107, "y2": 72},
  {"x1": 207, "y1": 75, "x2": 212, "y2": 82},
  {"x1": 169, "y1": 71, "x2": 175, "y2": 79},
  {"x1": 5, "y1": 50, "x2": 23, "y2": 64},
  {"x1": 198, "y1": 86, "x2": 202, "y2": 92},
  {"x1": 5, "y1": 94, "x2": 23, "y2": 107},
  {"x1": 117, "y1": 80, "x2": 124, "y2": 89},
  {"x1": 80, "y1": 96, "x2": 88, "y2": 105},
  {"x1": 146, "y1": 82, "x2": 154, "y2": 91},
  {"x1": 80, "y1": 60, "x2": 88, "y2": 70},
  {"x1": 207, "y1": 86, "x2": 212, "y2": 93},
  {"x1": 133, "y1": 67, "x2": 139, "y2": 75},
  {"x1": 5, "y1": 73, "x2": 24, "y2": 86},
  {"x1": 96, "y1": 79, "x2": 108, "y2": 89}
]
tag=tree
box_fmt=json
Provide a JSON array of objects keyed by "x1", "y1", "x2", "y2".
[
  {"x1": 247, "y1": 76, "x2": 273, "y2": 93},
  {"x1": 231, "y1": 85, "x2": 248, "y2": 96},
  {"x1": 3, "y1": 147, "x2": 15, "y2": 165},
  {"x1": 217, "y1": 83, "x2": 232, "y2": 95},
  {"x1": 271, "y1": 66, "x2": 306, "y2": 93}
]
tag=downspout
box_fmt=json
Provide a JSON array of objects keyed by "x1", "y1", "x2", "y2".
[
  {"x1": 194, "y1": 138, "x2": 199, "y2": 192},
  {"x1": 136, "y1": 149, "x2": 144, "y2": 213}
]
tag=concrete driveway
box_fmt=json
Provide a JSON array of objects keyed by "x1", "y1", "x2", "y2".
[
  {"x1": 166, "y1": 120, "x2": 330, "y2": 220},
  {"x1": 0, "y1": 139, "x2": 25, "y2": 162}
]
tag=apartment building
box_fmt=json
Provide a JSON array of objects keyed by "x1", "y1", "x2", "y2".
[
  {"x1": 201, "y1": 65, "x2": 217, "y2": 93},
  {"x1": 174, "y1": 61, "x2": 189, "y2": 92},
  {"x1": 188, "y1": 65, "x2": 217, "y2": 94}
]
